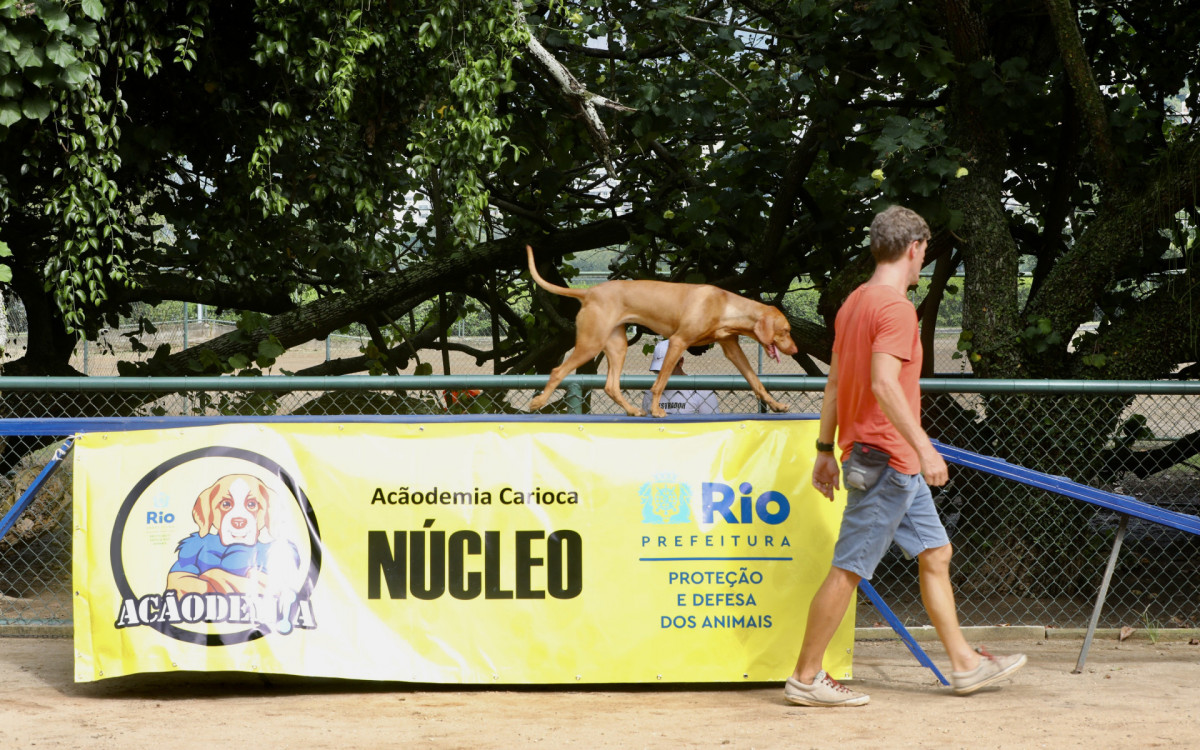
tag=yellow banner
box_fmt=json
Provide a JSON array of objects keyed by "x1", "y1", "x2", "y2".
[{"x1": 72, "y1": 419, "x2": 853, "y2": 683}]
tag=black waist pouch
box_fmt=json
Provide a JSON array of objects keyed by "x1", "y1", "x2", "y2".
[{"x1": 843, "y1": 442, "x2": 891, "y2": 491}]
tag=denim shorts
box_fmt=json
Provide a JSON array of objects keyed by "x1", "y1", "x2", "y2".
[{"x1": 831, "y1": 465, "x2": 951, "y2": 580}]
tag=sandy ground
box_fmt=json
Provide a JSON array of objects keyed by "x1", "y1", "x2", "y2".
[{"x1": 1, "y1": 635, "x2": 1198, "y2": 749}]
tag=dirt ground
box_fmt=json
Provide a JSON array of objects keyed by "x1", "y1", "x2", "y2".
[{"x1": 1, "y1": 635, "x2": 1197, "y2": 749}]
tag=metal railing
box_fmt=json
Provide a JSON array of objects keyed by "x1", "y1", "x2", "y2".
[{"x1": 1, "y1": 375, "x2": 1197, "y2": 634}]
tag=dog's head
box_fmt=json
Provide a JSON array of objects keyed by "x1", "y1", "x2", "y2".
[
  {"x1": 754, "y1": 308, "x2": 799, "y2": 362},
  {"x1": 191, "y1": 474, "x2": 272, "y2": 547}
]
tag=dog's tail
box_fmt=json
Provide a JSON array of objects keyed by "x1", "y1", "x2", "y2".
[{"x1": 526, "y1": 244, "x2": 586, "y2": 300}]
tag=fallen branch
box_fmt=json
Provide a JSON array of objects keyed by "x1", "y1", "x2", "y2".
[{"x1": 514, "y1": 1, "x2": 635, "y2": 176}]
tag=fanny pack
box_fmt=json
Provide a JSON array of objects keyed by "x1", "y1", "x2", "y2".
[{"x1": 843, "y1": 442, "x2": 891, "y2": 491}]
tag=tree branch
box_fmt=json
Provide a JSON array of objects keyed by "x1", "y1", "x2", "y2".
[
  {"x1": 939, "y1": 0, "x2": 1023, "y2": 377},
  {"x1": 678, "y1": 13, "x2": 807, "y2": 41},
  {"x1": 1027, "y1": 133, "x2": 1200, "y2": 352},
  {"x1": 1043, "y1": 0, "x2": 1120, "y2": 186},
  {"x1": 541, "y1": 39, "x2": 675, "y2": 61},
  {"x1": 1076, "y1": 270, "x2": 1200, "y2": 380},
  {"x1": 1102, "y1": 425, "x2": 1200, "y2": 480},
  {"x1": 757, "y1": 128, "x2": 821, "y2": 263},
  {"x1": 517, "y1": 1, "x2": 636, "y2": 177},
  {"x1": 671, "y1": 32, "x2": 751, "y2": 106},
  {"x1": 917, "y1": 243, "x2": 960, "y2": 377},
  {"x1": 123, "y1": 219, "x2": 633, "y2": 376},
  {"x1": 113, "y1": 271, "x2": 296, "y2": 314}
]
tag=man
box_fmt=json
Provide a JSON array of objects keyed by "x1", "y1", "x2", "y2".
[
  {"x1": 640, "y1": 339, "x2": 719, "y2": 415},
  {"x1": 785, "y1": 205, "x2": 1025, "y2": 707}
]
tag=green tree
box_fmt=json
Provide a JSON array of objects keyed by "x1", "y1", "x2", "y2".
[{"x1": 0, "y1": 2, "x2": 1197, "y2": 478}]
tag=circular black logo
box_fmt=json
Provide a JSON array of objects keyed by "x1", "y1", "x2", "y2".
[{"x1": 109, "y1": 446, "x2": 321, "y2": 646}]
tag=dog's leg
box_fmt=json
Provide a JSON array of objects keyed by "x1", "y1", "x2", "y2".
[
  {"x1": 529, "y1": 309, "x2": 614, "y2": 411},
  {"x1": 718, "y1": 338, "x2": 790, "y2": 413},
  {"x1": 600, "y1": 328, "x2": 644, "y2": 416},
  {"x1": 529, "y1": 345, "x2": 603, "y2": 411}
]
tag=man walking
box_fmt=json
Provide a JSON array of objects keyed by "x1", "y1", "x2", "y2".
[{"x1": 785, "y1": 205, "x2": 1025, "y2": 707}]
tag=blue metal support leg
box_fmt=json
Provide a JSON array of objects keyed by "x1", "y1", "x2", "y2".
[
  {"x1": 858, "y1": 579, "x2": 950, "y2": 686},
  {"x1": 0, "y1": 437, "x2": 75, "y2": 541}
]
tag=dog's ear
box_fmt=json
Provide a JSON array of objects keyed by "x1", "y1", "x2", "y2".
[
  {"x1": 193, "y1": 480, "x2": 225, "y2": 537},
  {"x1": 753, "y1": 311, "x2": 776, "y2": 345},
  {"x1": 253, "y1": 479, "x2": 272, "y2": 533}
]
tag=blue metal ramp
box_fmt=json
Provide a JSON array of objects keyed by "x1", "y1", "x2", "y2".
[
  {"x1": 932, "y1": 440, "x2": 1200, "y2": 673},
  {"x1": 934, "y1": 441, "x2": 1200, "y2": 536}
]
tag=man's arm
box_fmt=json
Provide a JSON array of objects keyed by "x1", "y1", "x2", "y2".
[
  {"x1": 812, "y1": 353, "x2": 841, "y2": 501},
  {"x1": 870, "y1": 351, "x2": 948, "y2": 486}
]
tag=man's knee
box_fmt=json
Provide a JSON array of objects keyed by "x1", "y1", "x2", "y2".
[
  {"x1": 827, "y1": 565, "x2": 863, "y2": 591},
  {"x1": 917, "y1": 543, "x2": 954, "y2": 572}
]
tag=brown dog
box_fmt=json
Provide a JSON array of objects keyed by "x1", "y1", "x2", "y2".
[{"x1": 526, "y1": 245, "x2": 798, "y2": 417}]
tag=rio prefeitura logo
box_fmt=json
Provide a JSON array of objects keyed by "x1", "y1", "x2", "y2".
[{"x1": 640, "y1": 473, "x2": 692, "y2": 524}]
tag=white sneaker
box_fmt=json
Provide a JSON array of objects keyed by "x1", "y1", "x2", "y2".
[
  {"x1": 951, "y1": 647, "x2": 1027, "y2": 695},
  {"x1": 784, "y1": 671, "x2": 870, "y2": 707}
]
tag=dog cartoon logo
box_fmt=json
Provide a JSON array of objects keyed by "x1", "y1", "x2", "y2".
[
  {"x1": 111, "y1": 448, "x2": 321, "y2": 645},
  {"x1": 164, "y1": 474, "x2": 304, "y2": 634}
]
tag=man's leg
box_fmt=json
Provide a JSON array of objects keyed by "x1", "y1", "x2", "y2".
[
  {"x1": 916, "y1": 544, "x2": 979, "y2": 673},
  {"x1": 903, "y1": 494, "x2": 1026, "y2": 695},
  {"x1": 784, "y1": 565, "x2": 870, "y2": 706},
  {"x1": 791, "y1": 565, "x2": 861, "y2": 682}
]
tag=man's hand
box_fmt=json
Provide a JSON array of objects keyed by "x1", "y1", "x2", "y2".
[
  {"x1": 920, "y1": 446, "x2": 949, "y2": 487},
  {"x1": 812, "y1": 451, "x2": 841, "y2": 501}
]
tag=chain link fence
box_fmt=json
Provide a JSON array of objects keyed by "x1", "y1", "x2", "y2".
[{"x1": 1, "y1": 376, "x2": 1197, "y2": 637}]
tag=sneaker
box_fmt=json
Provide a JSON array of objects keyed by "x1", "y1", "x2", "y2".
[
  {"x1": 784, "y1": 671, "x2": 870, "y2": 707},
  {"x1": 951, "y1": 647, "x2": 1027, "y2": 695}
]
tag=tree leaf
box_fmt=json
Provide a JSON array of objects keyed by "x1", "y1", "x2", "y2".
[
  {"x1": 46, "y1": 39, "x2": 77, "y2": 68},
  {"x1": 21, "y1": 95, "x2": 52, "y2": 121},
  {"x1": 80, "y1": 0, "x2": 106, "y2": 21},
  {"x1": 257, "y1": 338, "x2": 286, "y2": 359},
  {"x1": 73, "y1": 21, "x2": 100, "y2": 47},
  {"x1": 27, "y1": 66, "x2": 58, "y2": 87},
  {"x1": 13, "y1": 43, "x2": 45, "y2": 70},
  {"x1": 0, "y1": 75, "x2": 21, "y2": 98},
  {"x1": 0, "y1": 101, "x2": 21, "y2": 127},
  {"x1": 58, "y1": 62, "x2": 89, "y2": 87},
  {"x1": 227, "y1": 353, "x2": 250, "y2": 370},
  {"x1": 0, "y1": 27, "x2": 18, "y2": 57},
  {"x1": 35, "y1": 0, "x2": 70, "y2": 32}
]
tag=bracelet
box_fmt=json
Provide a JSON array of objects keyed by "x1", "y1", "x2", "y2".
[{"x1": 816, "y1": 440, "x2": 835, "y2": 453}]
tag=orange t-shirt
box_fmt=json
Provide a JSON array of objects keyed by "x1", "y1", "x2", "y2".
[{"x1": 832, "y1": 284, "x2": 922, "y2": 474}]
